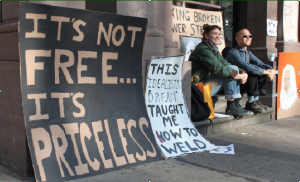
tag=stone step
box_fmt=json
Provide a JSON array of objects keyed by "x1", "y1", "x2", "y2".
[
  {"x1": 212, "y1": 94, "x2": 249, "y2": 113},
  {"x1": 192, "y1": 94, "x2": 273, "y2": 136},
  {"x1": 193, "y1": 110, "x2": 272, "y2": 136},
  {"x1": 212, "y1": 94, "x2": 275, "y2": 113}
]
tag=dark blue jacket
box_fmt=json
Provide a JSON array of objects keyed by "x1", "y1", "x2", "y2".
[{"x1": 225, "y1": 46, "x2": 272, "y2": 75}]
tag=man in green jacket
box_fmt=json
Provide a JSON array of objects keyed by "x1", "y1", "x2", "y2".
[{"x1": 189, "y1": 24, "x2": 252, "y2": 117}]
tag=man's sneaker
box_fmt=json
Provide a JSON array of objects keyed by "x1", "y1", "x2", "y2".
[
  {"x1": 226, "y1": 102, "x2": 253, "y2": 117},
  {"x1": 245, "y1": 101, "x2": 264, "y2": 113},
  {"x1": 256, "y1": 100, "x2": 271, "y2": 111}
]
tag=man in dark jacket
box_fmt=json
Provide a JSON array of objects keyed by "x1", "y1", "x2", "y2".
[
  {"x1": 189, "y1": 24, "x2": 252, "y2": 117},
  {"x1": 226, "y1": 29, "x2": 276, "y2": 113}
]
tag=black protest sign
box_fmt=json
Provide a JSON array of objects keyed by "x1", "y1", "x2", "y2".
[{"x1": 19, "y1": 2, "x2": 161, "y2": 182}]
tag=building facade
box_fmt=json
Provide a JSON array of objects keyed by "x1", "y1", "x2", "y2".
[{"x1": 0, "y1": 1, "x2": 299, "y2": 176}]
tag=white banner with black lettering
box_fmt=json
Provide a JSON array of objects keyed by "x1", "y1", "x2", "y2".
[{"x1": 145, "y1": 55, "x2": 217, "y2": 159}]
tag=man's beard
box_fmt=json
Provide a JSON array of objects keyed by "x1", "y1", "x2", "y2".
[{"x1": 280, "y1": 86, "x2": 298, "y2": 110}]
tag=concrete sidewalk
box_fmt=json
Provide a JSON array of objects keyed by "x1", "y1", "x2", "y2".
[{"x1": 1, "y1": 116, "x2": 300, "y2": 182}]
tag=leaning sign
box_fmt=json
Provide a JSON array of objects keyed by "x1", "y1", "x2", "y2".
[
  {"x1": 277, "y1": 52, "x2": 300, "y2": 120},
  {"x1": 19, "y1": 2, "x2": 161, "y2": 182},
  {"x1": 172, "y1": 6, "x2": 225, "y2": 52},
  {"x1": 145, "y1": 55, "x2": 217, "y2": 159},
  {"x1": 283, "y1": 1, "x2": 299, "y2": 42}
]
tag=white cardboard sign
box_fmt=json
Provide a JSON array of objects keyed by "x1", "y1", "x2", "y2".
[
  {"x1": 209, "y1": 144, "x2": 235, "y2": 155},
  {"x1": 283, "y1": 1, "x2": 299, "y2": 42},
  {"x1": 145, "y1": 55, "x2": 217, "y2": 159},
  {"x1": 267, "y1": 19, "x2": 278, "y2": 37},
  {"x1": 180, "y1": 36, "x2": 202, "y2": 61}
]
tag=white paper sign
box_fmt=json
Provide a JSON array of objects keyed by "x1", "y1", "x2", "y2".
[
  {"x1": 283, "y1": 1, "x2": 299, "y2": 42},
  {"x1": 180, "y1": 36, "x2": 202, "y2": 61},
  {"x1": 214, "y1": 113, "x2": 230, "y2": 118},
  {"x1": 209, "y1": 144, "x2": 235, "y2": 155},
  {"x1": 145, "y1": 55, "x2": 217, "y2": 159},
  {"x1": 267, "y1": 19, "x2": 278, "y2": 37}
]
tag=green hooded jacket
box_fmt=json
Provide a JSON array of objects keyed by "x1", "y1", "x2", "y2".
[{"x1": 189, "y1": 41, "x2": 238, "y2": 83}]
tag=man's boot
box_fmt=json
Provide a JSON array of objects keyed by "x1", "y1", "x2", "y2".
[
  {"x1": 256, "y1": 100, "x2": 271, "y2": 111},
  {"x1": 235, "y1": 99, "x2": 254, "y2": 115},
  {"x1": 234, "y1": 98, "x2": 243, "y2": 109},
  {"x1": 226, "y1": 100, "x2": 253, "y2": 117},
  {"x1": 245, "y1": 101, "x2": 264, "y2": 113}
]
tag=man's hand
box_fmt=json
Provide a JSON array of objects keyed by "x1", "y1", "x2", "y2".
[
  {"x1": 240, "y1": 73, "x2": 248, "y2": 84},
  {"x1": 267, "y1": 69, "x2": 276, "y2": 81},
  {"x1": 234, "y1": 73, "x2": 248, "y2": 84}
]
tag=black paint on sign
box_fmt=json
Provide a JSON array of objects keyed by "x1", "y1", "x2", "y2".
[{"x1": 19, "y1": 2, "x2": 161, "y2": 182}]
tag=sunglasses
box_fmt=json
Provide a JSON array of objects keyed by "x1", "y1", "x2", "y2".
[{"x1": 242, "y1": 34, "x2": 252, "y2": 38}]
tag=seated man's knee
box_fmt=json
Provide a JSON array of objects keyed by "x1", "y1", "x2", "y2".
[{"x1": 227, "y1": 65, "x2": 239, "y2": 71}]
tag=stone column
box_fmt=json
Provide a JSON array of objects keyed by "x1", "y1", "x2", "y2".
[
  {"x1": 117, "y1": 1, "x2": 165, "y2": 84},
  {"x1": 155, "y1": 1, "x2": 179, "y2": 56}
]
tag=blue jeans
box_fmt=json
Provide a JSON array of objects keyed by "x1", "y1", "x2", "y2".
[{"x1": 204, "y1": 65, "x2": 241, "y2": 99}]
